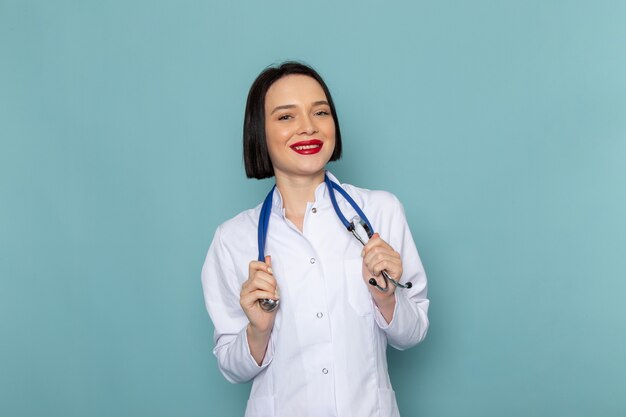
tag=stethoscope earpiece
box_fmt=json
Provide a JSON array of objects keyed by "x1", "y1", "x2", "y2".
[{"x1": 368, "y1": 275, "x2": 413, "y2": 292}]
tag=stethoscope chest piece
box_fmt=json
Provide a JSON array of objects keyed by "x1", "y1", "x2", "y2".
[{"x1": 259, "y1": 298, "x2": 279, "y2": 312}]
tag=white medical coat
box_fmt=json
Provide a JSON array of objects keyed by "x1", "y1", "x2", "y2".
[{"x1": 201, "y1": 172, "x2": 429, "y2": 417}]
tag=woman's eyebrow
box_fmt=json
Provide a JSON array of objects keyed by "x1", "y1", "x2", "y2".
[
  {"x1": 270, "y1": 100, "x2": 330, "y2": 115},
  {"x1": 270, "y1": 104, "x2": 296, "y2": 115}
]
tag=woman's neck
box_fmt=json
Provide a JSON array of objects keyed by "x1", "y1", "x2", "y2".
[{"x1": 275, "y1": 170, "x2": 325, "y2": 231}]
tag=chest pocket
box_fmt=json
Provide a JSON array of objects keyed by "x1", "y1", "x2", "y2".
[{"x1": 343, "y1": 258, "x2": 374, "y2": 316}]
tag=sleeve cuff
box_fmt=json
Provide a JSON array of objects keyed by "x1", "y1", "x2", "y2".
[
  {"x1": 373, "y1": 292, "x2": 399, "y2": 330},
  {"x1": 213, "y1": 325, "x2": 275, "y2": 383},
  {"x1": 243, "y1": 325, "x2": 275, "y2": 369}
]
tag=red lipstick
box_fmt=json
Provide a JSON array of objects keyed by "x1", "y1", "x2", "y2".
[{"x1": 290, "y1": 139, "x2": 323, "y2": 155}]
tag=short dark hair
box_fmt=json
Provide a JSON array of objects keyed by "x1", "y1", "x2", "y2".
[{"x1": 243, "y1": 61, "x2": 342, "y2": 179}]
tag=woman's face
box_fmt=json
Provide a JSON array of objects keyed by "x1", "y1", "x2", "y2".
[{"x1": 264, "y1": 74, "x2": 336, "y2": 180}]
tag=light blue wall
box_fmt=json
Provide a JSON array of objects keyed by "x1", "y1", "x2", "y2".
[{"x1": 2, "y1": 1, "x2": 625, "y2": 416}]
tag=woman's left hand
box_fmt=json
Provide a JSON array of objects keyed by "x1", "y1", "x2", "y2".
[{"x1": 361, "y1": 233, "x2": 402, "y2": 318}]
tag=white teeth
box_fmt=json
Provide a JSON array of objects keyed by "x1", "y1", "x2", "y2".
[{"x1": 294, "y1": 144, "x2": 320, "y2": 150}]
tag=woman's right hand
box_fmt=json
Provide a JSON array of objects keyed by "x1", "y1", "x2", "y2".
[{"x1": 240, "y1": 256, "x2": 279, "y2": 334}]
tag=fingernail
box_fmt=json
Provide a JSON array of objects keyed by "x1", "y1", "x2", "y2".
[
  {"x1": 361, "y1": 249, "x2": 364, "y2": 257},
  {"x1": 274, "y1": 289, "x2": 280, "y2": 299},
  {"x1": 267, "y1": 267, "x2": 273, "y2": 274}
]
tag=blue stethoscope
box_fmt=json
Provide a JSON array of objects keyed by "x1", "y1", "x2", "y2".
[{"x1": 257, "y1": 173, "x2": 412, "y2": 312}]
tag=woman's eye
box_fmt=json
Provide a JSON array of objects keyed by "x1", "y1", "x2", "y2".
[
  {"x1": 278, "y1": 114, "x2": 293, "y2": 121},
  {"x1": 315, "y1": 110, "x2": 330, "y2": 116}
]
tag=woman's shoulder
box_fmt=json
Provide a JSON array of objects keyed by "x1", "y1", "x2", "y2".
[
  {"x1": 213, "y1": 205, "x2": 261, "y2": 246},
  {"x1": 336, "y1": 179, "x2": 410, "y2": 243},
  {"x1": 341, "y1": 181, "x2": 403, "y2": 210}
]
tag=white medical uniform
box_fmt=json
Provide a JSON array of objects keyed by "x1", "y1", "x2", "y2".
[{"x1": 201, "y1": 172, "x2": 429, "y2": 417}]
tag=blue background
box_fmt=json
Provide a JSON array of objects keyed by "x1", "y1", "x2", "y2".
[{"x1": 1, "y1": 1, "x2": 625, "y2": 416}]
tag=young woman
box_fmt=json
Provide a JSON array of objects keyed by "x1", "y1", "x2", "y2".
[{"x1": 202, "y1": 62, "x2": 429, "y2": 417}]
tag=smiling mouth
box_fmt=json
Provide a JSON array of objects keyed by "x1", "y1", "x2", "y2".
[
  {"x1": 293, "y1": 144, "x2": 319, "y2": 150},
  {"x1": 290, "y1": 140, "x2": 323, "y2": 155}
]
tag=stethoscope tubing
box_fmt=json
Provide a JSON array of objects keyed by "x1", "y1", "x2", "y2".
[{"x1": 256, "y1": 174, "x2": 411, "y2": 311}]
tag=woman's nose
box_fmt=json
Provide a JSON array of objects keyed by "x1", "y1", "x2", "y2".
[{"x1": 298, "y1": 115, "x2": 318, "y2": 135}]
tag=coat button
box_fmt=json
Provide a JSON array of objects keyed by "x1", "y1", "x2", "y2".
[
  {"x1": 316, "y1": 312, "x2": 323, "y2": 318},
  {"x1": 312, "y1": 207, "x2": 317, "y2": 213},
  {"x1": 310, "y1": 258, "x2": 316, "y2": 264},
  {"x1": 322, "y1": 368, "x2": 329, "y2": 374}
]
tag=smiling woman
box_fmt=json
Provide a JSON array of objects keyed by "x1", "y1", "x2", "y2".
[
  {"x1": 201, "y1": 62, "x2": 430, "y2": 417},
  {"x1": 264, "y1": 74, "x2": 336, "y2": 184},
  {"x1": 242, "y1": 63, "x2": 343, "y2": 181}
]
